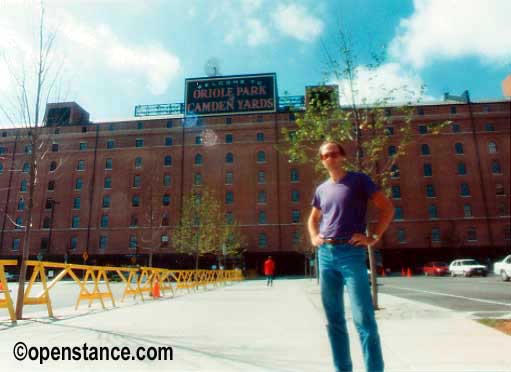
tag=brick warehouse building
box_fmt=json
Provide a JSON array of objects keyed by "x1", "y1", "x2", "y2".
[{"x1": 0, "y1": 73, "x2": 510, "y2": 274}]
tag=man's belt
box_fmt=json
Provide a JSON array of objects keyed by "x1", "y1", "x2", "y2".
[{"x1": 323, "y1": 237, "x2": 351, "y2": 244}]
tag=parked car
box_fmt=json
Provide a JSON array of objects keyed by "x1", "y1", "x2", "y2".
[
  {"x1": 493, "y1": 254, "x2": 511, "y2": 282},
  {"x1": 423, "y1": 261, "x2": 449, "y2": 276},
  {"x1": 449, "y1": 259, "x2": 487, "y2": 277}
]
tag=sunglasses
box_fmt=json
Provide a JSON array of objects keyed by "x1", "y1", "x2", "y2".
[{"x1": 320, "y1": 151, "x2": 341, "y2": 160}]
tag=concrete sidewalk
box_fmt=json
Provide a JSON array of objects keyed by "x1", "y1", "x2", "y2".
[{"x1": 0, "y1": 278, "x2": 509, "y2": 371}]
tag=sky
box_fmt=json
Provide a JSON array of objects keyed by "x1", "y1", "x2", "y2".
[{"x1": 0, "y1": 0, "x2": 510, "y2": 126}]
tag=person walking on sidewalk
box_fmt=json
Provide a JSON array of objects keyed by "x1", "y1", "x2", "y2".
[
  {"x1": 308, "y1": 141, "x2": 394, "y2": 372},
  {"x1": 264, "y1": 256, "x2": 276, "y2": 287}
]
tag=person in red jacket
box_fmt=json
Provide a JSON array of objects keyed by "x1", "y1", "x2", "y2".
[{"x1": 264, "y1": 256, "x2": 276, "y2": 286}]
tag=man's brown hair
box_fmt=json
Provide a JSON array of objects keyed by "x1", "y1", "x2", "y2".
[{"x1": 319, "y1": 141, "x2": 346, "y2": 157}]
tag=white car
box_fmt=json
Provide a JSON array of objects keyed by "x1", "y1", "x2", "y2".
[
  {"x1": 449, "y1": 259, "x2": 487, "y2": 277},
  {"x1": 493, "y1": 255, "x2": 511, "y2": 281}
]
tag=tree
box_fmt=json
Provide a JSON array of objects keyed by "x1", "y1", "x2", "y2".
[
  {"x1": 0, "y1": 1, "x2": 66, "y2": 319},
  {"x1": 280, "y1": 32, "x2": 448, "y2": 309}
]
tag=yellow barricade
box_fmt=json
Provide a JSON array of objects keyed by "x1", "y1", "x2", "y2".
[{"x1": 0, "y1": 259, "x2": 17, "y2": 322}]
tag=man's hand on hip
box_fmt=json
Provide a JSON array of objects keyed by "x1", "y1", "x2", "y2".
[
  {"x1": 349, "y1": 233, "x2": 376, "y2": 247},
  {"x1": 311, "y1": 235, "x2": 325, "y2": 247}
]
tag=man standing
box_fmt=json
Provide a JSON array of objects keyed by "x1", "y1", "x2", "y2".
[
  {"x1": 264, "y1": 256, "x2": 276, "y2": 287},
  {"x1": 308, "y1": 141, "x2": 394, "y2": 372}
]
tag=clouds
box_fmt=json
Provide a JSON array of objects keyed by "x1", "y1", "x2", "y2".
[
  {"x1": 272, "y1": 3, "x2": 324, "y2": 43},
  {"x1": 390, "y1": 0, "x2": 511, "y2": 68}
]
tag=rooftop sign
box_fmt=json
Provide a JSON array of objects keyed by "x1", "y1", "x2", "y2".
[{"x1": 185, "y1": 73, "x2": 277, "y2": 117}]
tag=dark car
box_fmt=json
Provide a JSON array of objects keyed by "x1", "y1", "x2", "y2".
[{"x1": 423, "y1": 261, "x2": 449, "y2": 276}]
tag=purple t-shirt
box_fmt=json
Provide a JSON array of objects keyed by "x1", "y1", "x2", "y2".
[{"x1": 311, "y1": 172, "x2": 378, "y2": 239}]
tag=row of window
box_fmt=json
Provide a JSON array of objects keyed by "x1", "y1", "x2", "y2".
[
  {"x1": 384, "y1": 122, "x2": 500, "y2": 136},
  {"x1": 389, "y1": 160, "x2": 503, "y2": 179},
  {"x1": 394, "y1": 202, "x2": 509, "y2": 220},
  {"x1": 386, "y1": 141, "x2": 499, "y2": 157},
  {"x1": 395, "y1": 226, "x2": 511, "y2": 244},
  {"x1": 390, "y1": 182, "x2": 506, "y2": 199}
]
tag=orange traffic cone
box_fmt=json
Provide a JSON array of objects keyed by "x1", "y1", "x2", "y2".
[
  {"x1": 380, "y1": 268, "x2": 386, "y2": 277},
  {"x1": 152, "y1": 279, "x2": 161, "y2": 298},
  {"x1": 407, "y1": 268, "x2": 412, "y2": 277},
  {"x1": 401, "y1": 268, "x2": 405, "y2": 276}
]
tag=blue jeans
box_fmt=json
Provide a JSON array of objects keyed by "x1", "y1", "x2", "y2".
[{"x1": 318, "y1": 243, "x2": 384, "y2": 372}]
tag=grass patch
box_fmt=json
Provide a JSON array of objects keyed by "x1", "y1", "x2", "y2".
[{"x1": 477, "y1": 319, "x2": 511, "y2": 336}]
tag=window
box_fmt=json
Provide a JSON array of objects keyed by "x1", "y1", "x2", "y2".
[
  {"x1": 23, "y1": 162, "x2": 30, "y2": 172},
  {"x1": 137, "y1": 122, "x2": 144, "y2": 130},
  {"x1": 418, "y1": 125, "x2": 427, "y2": 134},
  {"x1": 431, "y1": 228, "x2": 441, "y2": 242},
  {"x1": 258, "y1": 233, "x2": 267, "y2": 248},
  {"x1": 1, "y1": 131, "x2": 6, "y2": 137},
  {"x1": 100, "y1": 215, "x2": 109, "y2": 228},
  {"x1": 25, "y1": 144, "x2": 32, "y2": 154},
  {"x1": 102, "y1": 195, "x2": 111, "y2": 208},
  {"x1": 163, "y1": 155, "x2": 172, "y2": 166},
  {"x1": 292, "y1": 210, "x2": 300, "y2": 223},
  {"x1": 488, "y1": 142, "x2": 497, "y2": 154},
  {"x1": 77, "y1": 160, "x2": 85, "y2": 171},
  {"x1": 99, "y1": 235, "x2": 108, "y2": 250},
  {"x1": 70, "y1": 237, "x2": 78, "y2": 250},
  {"x1": 103, "y1": 176, "x2": 112, "y2": 189},
  {"x1": 289, "y1": 113, "x2": 296, "y2": 121},
  {"x1": 428, "y1": 204, "x2": 438, "y2": 219},
  {"x1": 504, "y1": 226, "x2": 511, "y2": 241},
  {"x1": 48, "y1": 180, "x2": 55, "y2": 191},
  {"x1": 105, "y1": 158, "x2": 112, "y2": 170},
  {"x1": 257, "y1": 191, "x2": 267, "y2": 203},
  {"x1": 417, "y1": 107, "x2": 424, "y2": 116},
  {"x1": 485, "y1": 123, "x2": 495, "y2": 132},
  {"x1": 166, "y1": 119, "x2": 173, "y2": 128},
  {"x1": 257, "y1": 151, "x2": 266, "y2": 163},
  {"x1": 291, "y1": 190, "x2": 300, "y2": 202},
  {"x1": 421, "y1": 144, "x2": 430, "y2": 155},
  {"x1": 225, "y1": 172, "x2": 233, "y2": 185},
  {"x1": 72, "y1": 216, "x2": 80, "y2": 228},
  {"x1": 455, "y1": 143, "x2": 464, "y2": 154},
  {"x1": 388, "y1": 145, "x2": 396, "y2": 156},
  {"x1": 464, "y1": 204, "x2": 472, "y2": 218},
  {"x1": 51, "y1": 143, "x2": 59, "y2": 152},
  {"x1": 0, "y1": 146, "x2": 6, "y2": 154},
  {"x1": 256, "y1": 115, "x2": 263, "y2": 123},
  {"x1": 163, "y1": 174, "x2": 171, "y2": 186},
  {"x1": 75, "y1": 178, "x2": 83, "y2": 190},
  {"x1": 392, "y1": 185, "x2": 401, "y2": 199},
  {"x1": 256, "y1": 132, "x2": 264, "y2": 142},
  {"x1": 452, "y1": 123, "x2": 461, "y2": 133},
  {"x1": 20, "y1": 179, "x2": 27, "y2": 192},
  {"x1": 130, "y1": 215, "x2": 138, "y2": 227},
  {"x1": 194, "y1": 154, "x2": 203, "y2": 165},
  {"x1": 225, "y1": 134, "x2": 233, "y2": 143},
  {"x1": 384, "y1": 108, "x2": 391, "y2": 117},
  {"x1": 457, "y1": 162, "x2": 467, "y2": 175},
  {"x1": 395, "y1": 207, "x2": 403, "y2": 220},
  {"x1": 195, "y1": 136, "x2": 203, "y2": 145},
  {"x1": 160, "y1": 235, "x2": 169, "y2": 247},
  {"x1": 225, "y1": 212, "x2": 234, "y2": 225},
  {"x1": 397, "y1": 228, "x2": 406, "y2": 243},
  {"x1": 391, "y1": 164, "x2": 400, "y2": 178},
  {"x1": 384, "y1": 127, "x2": 394, "y2": 135},
  {"x1": 194, "y1": 173, "x2": 202, "y2": 186},
  {"x1": 492, "y1": 160, "x2": 501, "y2": 174},
  {"x1": 129, "y1": 235, "x2": 137, "y2": 249},
  {"x1": 225, "y1": 191, "x2": 233, "y2": 204},
  {"x1": 12, "y1": 238, "x2": 20, "y2": 251},
  {"x1": 132, "y1": 195, "x2": 140, "y2": 207},
  {"x1": 496, "y1": 184, "x2": 505, "y2": 196},
  {"x1": 258, "y1": 171, "x2": 266, "y2": 184},
  {"x1": 79, "y1": 142, "x2": 87, "y2": 150},
  {"x1": 45, "y1": 198, "x2": 53, "y2": 209},
  {"x1": 467, "y1": 227, "x2": 477, "y2": 241},
  {"x1": 423, "y1": 163, "x2": 432, "y2": 177},
  {"x1": 225, "y1": 117, "x2": 232, "y2": 125},
  {"x1": 0, "y1": 163, "x2": 3, "y2": 174},
  {"x1": 135, "y1": 138, "x2": 144, "y2": 148},
  {"x1": 460, "y1": 183, "x2": 470, "y2": 196},
  {"x1": 162, "y1": 194, "x2": 170, "y2": 206},
  {"x1": 49, "y1": 161, "x2": 57, "y2": 172},
  {"x1": 130, "y1": 175, "x2": 140, "y2": 188},
  {"x1": 108, "y1": 123, "x2": 116, "y2": 131},
  {"x1": 290, "y1": 168, "x2": 299, "y2": 182},
  {"x1": 258, "y1": 211, "x2": 267, "y2": 224},
  {"x1": 16, "y1": 217, "x2": 24, "y2": 230},
  {"x1": 165, "y1": 137, "x2": 173, "y2": 146},
  {"x1": 450, "y1": 106, "x2": 457, "y2": 114},
  {"x1": 107, "y1": 139, "x2": 115, "y2": 149},
  {"x1": 161, "y1": 214, "x2": 169, "y2": 226},
  {"x1": 225, "y1": 152, "x2": 233, "y2": 163},
  {"x1": 73, "y1": 197, "x2": 81, "y2": 209},
  {"x1": 426, "y1": 184, "x2": 436, "y2": 197},
  {"x1": 135, "y1": 157, "x2": 142, "y2": 168},
  {"x1": 287, "y1": 130, "x2": 297, "y2": 142},
  {"x1": 498, "y1": 203, "x2": 507, "y2": 216},
  {"x1": 81, "y1": 126, "x2": 87, "y2": 133}
]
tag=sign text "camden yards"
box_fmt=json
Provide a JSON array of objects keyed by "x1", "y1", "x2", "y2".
[{"x1": 185, "y1": 74, "x2": 276, "y2": 117}]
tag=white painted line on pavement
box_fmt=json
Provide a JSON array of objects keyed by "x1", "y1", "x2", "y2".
[{"x1": 384, "y1": 285, "x2": 511, "y2": 307}]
